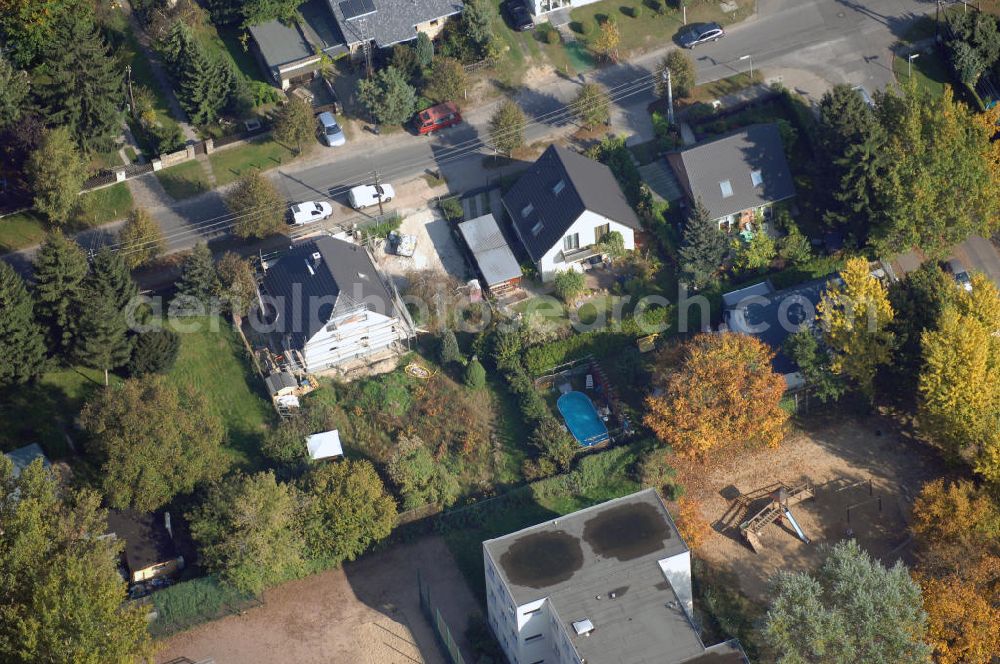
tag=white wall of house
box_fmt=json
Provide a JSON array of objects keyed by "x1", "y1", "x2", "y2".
[
  {"x1": 301, "y1": 306, "x2": 405, "y2": 373},
  {"x1": 536, "y1": 210, "x2": 635, "y2": 282},
  {"x1": 529, "y1": 0, "x2": 600, "y2": 16},
  {"x1": 658, "y1": 550, "x2": 694, "y2": 619}
]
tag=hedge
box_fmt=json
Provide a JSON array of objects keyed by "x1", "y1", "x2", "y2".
[
  {"x1": 523, "y1": 308, "x2": 668, "y2": 375},
  {"x1": 150, "y1": 575, "x2": 260, "y2": 637}
]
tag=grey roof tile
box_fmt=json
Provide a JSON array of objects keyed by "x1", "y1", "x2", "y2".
[
  {"x1": 669, "y1": 123, "x2": 796, "y2": 220},
  {"x1": 328, "y1": 0, "x2": 463, "y2": 47}
]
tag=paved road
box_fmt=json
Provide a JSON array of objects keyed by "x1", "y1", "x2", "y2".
[
  {"x1": 4, "y1": 0, "x2": 939, "y2": 274},
  {"x1": 955, "y1": 236, "x2": 1000, "y2": 288}
]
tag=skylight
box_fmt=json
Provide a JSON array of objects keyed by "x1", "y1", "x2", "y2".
[
  {"x1": 531, "y1": 221, "x2": 544, "y2": 236},
  {"x1": 552, "y1": 180, "x2": 566, "y2": 195},
  {"x1": 750, "y1": 170, "x2": 763, "y2": 187},
  {"x1": 720, "y1": 180, "x2": 734, "y2": 198},
  {"x1": 522, "y1": 203, "x2": 534, "y2": 218}
]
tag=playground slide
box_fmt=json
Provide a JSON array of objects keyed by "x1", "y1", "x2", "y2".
[{"x1": 783, "y1": 509, "x2": 810, "y2": 544}]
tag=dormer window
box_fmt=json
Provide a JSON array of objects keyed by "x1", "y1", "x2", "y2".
[{"x1": 750, "y1": 170, "x2": 763, "y2": 187}]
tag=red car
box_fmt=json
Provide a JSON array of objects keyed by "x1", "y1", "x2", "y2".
[{"x1": 414, "y1": 102, "x2": 462, "y2": 135}]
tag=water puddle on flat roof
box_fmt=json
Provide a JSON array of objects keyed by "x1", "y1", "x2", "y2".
[
  {"x1": 499, "y1": 530, "x2": 583, "y2": 589},
  {"x1": 582, "y1": 502, "x2": 671, "y2": 561}
]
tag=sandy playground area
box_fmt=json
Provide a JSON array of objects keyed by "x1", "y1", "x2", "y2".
[
  {"x1": 156, "y1": 536, "x2": 480, "y2": 664},
  {"x1": 681, "y1": 414, "x2": 944, "y2": 601}
]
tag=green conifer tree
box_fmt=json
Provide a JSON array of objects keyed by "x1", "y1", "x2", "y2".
[
  {"x1": 36, "y1": 12, "x2": 122, "y2": 149},
  {"x1": 74, "y1": 296, "x2": 132, "y2": 386},
  {"x1": 32, "y1": 231, "x2": 89, "y2": 356},
  {"x1": 0, "y1": 263, "x2": 47, "y2": 386},
  {"x1": 176, "y1": 243, "x2": 220, "y2": 309},
  {"x1": 678, "y1": 199, "x2": 727, "y2": 289},
  {"x1": 84, "y1": 247, "x2": 138, "y2": 314}
]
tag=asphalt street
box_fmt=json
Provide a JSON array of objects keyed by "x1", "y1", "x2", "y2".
[
  {"x1": 9, "y1": 0, "x2": 998, "y2": 287},
  {"x1": 190, "y1": 0, "x2": 941, "y2": 235}
]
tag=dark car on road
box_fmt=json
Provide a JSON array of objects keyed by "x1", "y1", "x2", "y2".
[
  {"x1": 677, "y1": 22, "x2": 725, "y2": 48},
  {"x1": 505, "y1": 0, "x2": 534, "y2": 31},
  {"x1": 944, "y1": 257, "x2": 973, "y2": 292}
]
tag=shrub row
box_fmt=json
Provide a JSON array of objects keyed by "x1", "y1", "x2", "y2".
[{"x1": 521, "y1": 308, "x2": 667, "y2": 375}]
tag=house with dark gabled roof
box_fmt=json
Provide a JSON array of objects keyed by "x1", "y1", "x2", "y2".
[
  {"x1": 253, "y1": 236, "x2": 414, "y2": 376},
  {"x1": 501, "y1": 145, "x2": 642, "y2": 282},
  {"x1": 667, "y1": 123, "x2": 796, "y2": 232}
]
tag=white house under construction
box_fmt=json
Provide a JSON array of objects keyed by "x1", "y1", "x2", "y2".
[{"x1": 254, "y1": 235, "x2": 414, "y2": 376}]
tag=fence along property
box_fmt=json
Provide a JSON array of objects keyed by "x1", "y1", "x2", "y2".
[
  {"x1": 417, "y1": 569, "x2": 466, "y2": 664},
  {"x1": 81, "y1": 124, "x2": 271, "y2": 192}
]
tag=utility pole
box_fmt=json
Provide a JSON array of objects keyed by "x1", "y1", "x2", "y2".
[
  {"x1": 372, "y1": 169, "x2": 384, "y2": 216},
  {"x1": 664, "y1": 68, "x2": 675, "y2": 126},
  {"x1": 125, "y1": 64, "x2": 135, "y2": 116}
]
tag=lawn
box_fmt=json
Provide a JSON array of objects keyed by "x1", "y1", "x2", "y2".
[
  {"x1": 569, "y1": 0, "x2": 753, "y2": 57},
  {"x1": 215, "y1": 26, "x2": 270, "y2": 85},
  {"x1": 0, "y1": 316, "x2": 272, "y2": 466},
  {"x1": 893, "y1": 46, "x2": 950, "y2": 98},
  {"x1": 0, "y1": 184, "x2": 134, "y2": 254},
  {"x1": 0, "y1": 210, "x2": 49, "y2": 253},
  {"x1": 156, "y1": 160, "x2": 212, "y2": 200},
  {"x1": 71, "y1": 183, "x2": 134, "y2": 227},
  {"x1": 440, "y1": 445, "x2": 643, "y2": 601},
  {"x1": 513, "y1": 293, "x2": 618, "y2": 330},
  {"x1": 0, "y1": 367, "x2": 123, "y2": 459},
  {"x1": 208, "y1": 138, "x2": 297, "y2": 186},
  {"x1": 165, "y1": 316, "x2": 274, "y2": 468}
]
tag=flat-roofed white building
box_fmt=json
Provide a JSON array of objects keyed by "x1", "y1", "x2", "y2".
[{"x1": 483, "y1": 489, "x2": 747, "y2": 664}]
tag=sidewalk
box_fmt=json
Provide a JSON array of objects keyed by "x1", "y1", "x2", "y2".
[{"x1": 0, "y1": 34, "x2": 770, "y2": 272}]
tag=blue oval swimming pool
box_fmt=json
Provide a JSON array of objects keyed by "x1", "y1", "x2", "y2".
[{"x1": 557, "y1": 391, "x2": 609, "y2": 447}]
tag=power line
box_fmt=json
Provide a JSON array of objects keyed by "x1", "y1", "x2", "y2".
[{"x1": 113, "y1": 72, "x2": 656, "y2": 257}]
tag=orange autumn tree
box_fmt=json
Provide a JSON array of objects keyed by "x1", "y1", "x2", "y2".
[
  {"x1": 911, "y1": 479, "x2": 1000, "y2": 664},
  {"x1": 644, "y1": 333, "x2": 788, "y2": 459},
  {"x1": 917, "y1": 557, "x2": 1000, "y2": 664},
  {"x1": 674, "y1": 497, "x2": 712, "y2": 550}
]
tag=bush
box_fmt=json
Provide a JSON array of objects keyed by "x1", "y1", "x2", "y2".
[
  {"x1": 150, "y1": 575, "x2": 258, "y2": 637},
  {"x1": 553, "y1": 270, "x2": 585, "y2": 303},
  {"x1": 464, "y1": 357, "x2": 486, "y2": 389},
  {"x1": 438, "y1": 329, "x2": 462, "y2": 364},
  {"x1": 440, "y1": 196, "x2": 464, "y2": 222},
  {"x1": 571, "y1": 20, "x2": 592, "y2": 34},
  {"x1": 150, "y1": 123, "x2": 185, "y2": 154},
  {"x1": 544, "y1": 27, "x2": 560, "y2": 44},
  {"x1": 674, "y1": 497, "x2": 711, "y2": 549},
  {"x1": 128, "y1": 327, "x2": 180, "y2": 376},
  {"x1": 626, "y1": 4, "x2": 642, "y2": 18}
]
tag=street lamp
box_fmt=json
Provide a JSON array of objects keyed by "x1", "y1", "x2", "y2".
[
  {"x1": 907, "y1": 52, "x2": 920, "y2": 79},
  {"x1": 739, "y1": 54, "x2": 753, "y2": 84}
]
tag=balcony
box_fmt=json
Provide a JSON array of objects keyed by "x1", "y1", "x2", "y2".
[{"x1": 561, "y1": 245, "x2": 603, "y2": 265}]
